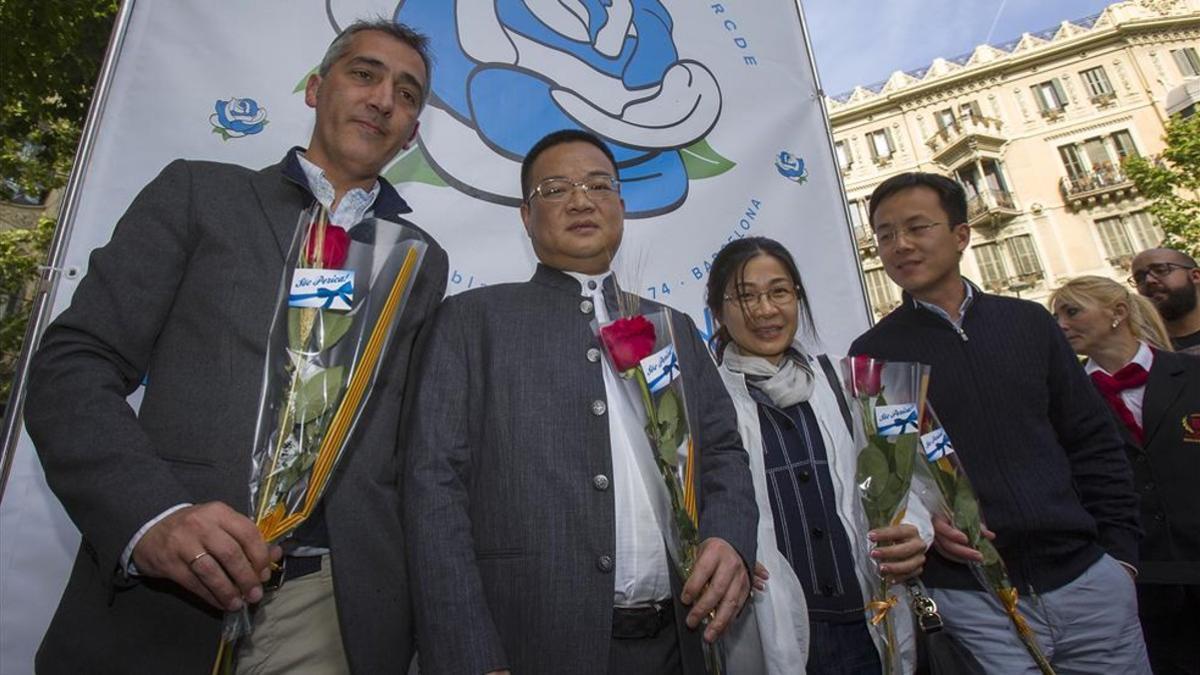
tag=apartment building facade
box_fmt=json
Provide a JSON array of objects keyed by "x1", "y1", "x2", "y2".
[{"x1": 827, "y1": 0, "x2": 1200, "y2": 319}]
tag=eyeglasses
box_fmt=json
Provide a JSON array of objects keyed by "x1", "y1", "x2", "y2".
[
  {"x1": 873, "y1": 221, "x2": 945, "y2": 247},
  {"x1": 724, "y1": 286, "x2": 798, "y2": 310},
  {"x1": 527, "y1": 175, "x2": 621, "y2": 203},
  {"x1": 1128, "y1": 262, "x2": 1196, "y2": 287}
]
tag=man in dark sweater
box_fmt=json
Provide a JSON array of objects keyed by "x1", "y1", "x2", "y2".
[{"x1": 850, "y1": 173, "x2": 1149, "y2": 673}]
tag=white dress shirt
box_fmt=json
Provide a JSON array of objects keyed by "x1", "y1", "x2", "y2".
[
  {"x1": 565, "y1": 270, "x2": 671, "y2": 606},
  {"x1": 1085, "y1": 341, "x2": 1155, "y2": 429}
]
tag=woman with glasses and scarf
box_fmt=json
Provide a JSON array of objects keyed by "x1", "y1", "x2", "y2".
[
  {"x1": 1049, "y1": 275, "x2": 1200, "y2": 675},
  {"x1": 708, "y1": 237, "x2": 931, "y2": 674}
]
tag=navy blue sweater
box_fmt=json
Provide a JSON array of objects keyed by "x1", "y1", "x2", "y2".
[{"x1": 850, "y1": 288, "x2": 1140, "y2": 592}]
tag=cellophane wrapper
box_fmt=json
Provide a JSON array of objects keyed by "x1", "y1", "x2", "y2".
[
  {"x1": 219, "y1": 206, "x2": 427, "y2": 652},
  {"x1": 595, "y1": 308, "x2": 724, "y2": 673},
  {"x1": 912, "y1": 405, "x2": 1055, "y2": 674},
  {"x1": 841, "y1": 356, "x2": 930, "y2": 675}
]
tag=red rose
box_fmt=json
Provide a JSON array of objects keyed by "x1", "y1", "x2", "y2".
[
  {"x1": 305, "y1": 223, "x2": 350, "y2": 269},
  {"x1": 600, "y1": 316, "x2": 657, "y2": 372},
  {"x1": 850, "y1": 355, "x2": 884, "y2": 397}
]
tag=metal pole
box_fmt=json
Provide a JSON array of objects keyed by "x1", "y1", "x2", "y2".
[
  {"x1": 790, "y1": 0, "x2": 876, "y2": 328},
  {"x1": 0, "y1": 0, "x2": 139, "y2": 503}
]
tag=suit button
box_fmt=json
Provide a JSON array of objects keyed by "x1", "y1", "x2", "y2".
[
  {"x1": 587, "y1": 347, "x2": 602, "y2": 363},
  {"x1": 593, "y1": 474, "x2": 610, "y2": 491},
  {"x1": 1154, "y1": 512, "x2": 1166, "y2": 522},
  {"x1": 1143, "y1": 481, "x2": 1155, "y2": 491},
  {"x1": 580, "y1": 299, "x2": 594, "y2": 314},
  {"x1": 821, "y1": 583, "x2": 835, "y2": 596},
  {"x1": 798, "y1": 470, "x2": 811, "y2": 482},
  {"x1": 592, "y1": 400, "x2": 607, "y2": 416},
  {"x1": 597, "y1": 555, "x2": 614, "y2": 572},
  {"x1": 812, "y1": 527, "x2": 824, "y2": 539}
]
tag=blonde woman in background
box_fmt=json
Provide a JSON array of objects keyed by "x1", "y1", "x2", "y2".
[{"x1": 1050, "y1": 276, "x2": 1200, "y2": 675}]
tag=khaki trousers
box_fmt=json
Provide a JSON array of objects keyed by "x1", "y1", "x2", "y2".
[{"x1": 236, "y1": 555, "x2": 350, "y2": 675}]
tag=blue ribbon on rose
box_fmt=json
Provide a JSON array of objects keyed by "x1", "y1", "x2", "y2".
[
  {"x1": 645, "y1": 348, "x2": 680, "y2": 394},
  {"x1": 288, "y1": 282, "x2": 353, "y2": 309},
  {"x1": 878, "y1": 409, "x2": 919, "y2": 435}
]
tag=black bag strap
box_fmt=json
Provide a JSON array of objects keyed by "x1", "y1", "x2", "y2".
[{"x1": 817, "y1": 354, "x2": 854, "y2": 437}]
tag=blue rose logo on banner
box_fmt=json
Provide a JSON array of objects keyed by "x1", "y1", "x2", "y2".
[
  {"x1": 328, "y1": 0, "x2": 734, "y2": 218},
  {"x1": 210, "y1": 97, "x2": 268, "y2": 140},
  {"x1": 775, "y1": 151, "x2": 807, "y2": 185}
]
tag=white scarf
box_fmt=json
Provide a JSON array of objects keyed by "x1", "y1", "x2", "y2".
[{"x1": 723, "y1": 340, "x2": 815, "y2": 408}]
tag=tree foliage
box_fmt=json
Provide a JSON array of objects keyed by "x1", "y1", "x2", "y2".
[
  {"x1": 0, "y1": 217, "x2": 54, "y2": 400},
  {"x1": 1125, "y1": 113, "x2": 1200, "y2": 259},
  {"x1": 0, "y1": 0, "x2": 119, "y2": 199}
]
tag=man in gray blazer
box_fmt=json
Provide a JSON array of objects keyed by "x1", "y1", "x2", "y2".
[
  {"x1": 404, "y1": 129, "x2": 757, "y2": 675},
  {"x1": 23, "y1": 20, "x2": 446, "y2": 675}
]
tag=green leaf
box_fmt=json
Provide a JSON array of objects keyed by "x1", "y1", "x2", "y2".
[
  {"x1": 856, "y1": 441, "x2": 890, "y2": 501},
  {"x1": 681, "y1": 138, "x2": 735, "y2": 180},
  {"x1": 293, "y1": 66, "x2": 318, "y2": 93},
  {"x1": 294, "y1": 366, "x2": 346, "y2": 423},
  {"x1": 314, "y1": 311, "x2": 353, "y2": 351},
  {"x1": 655, "y1": 389, "x2": 687, "y2": 464},
  {"x1": 384, "y1": 147, "x2": 448, "y2": 187}
]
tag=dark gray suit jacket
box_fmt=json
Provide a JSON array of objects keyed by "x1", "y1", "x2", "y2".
[
  {"x1": 24, "y1": 150, "x2": 448, "y2": 674},
  {"x1": 404, "y1": 265, "x2": 757, "y2": 675}
]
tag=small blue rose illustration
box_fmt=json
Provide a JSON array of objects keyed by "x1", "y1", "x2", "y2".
[
  {"x1": 210, "y1": 97, "x2": 268, "y2": 140},
  {"x1": 776, "y1": 151, "x2": 807, "y2": 184}
]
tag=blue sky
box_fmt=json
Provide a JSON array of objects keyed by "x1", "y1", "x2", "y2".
[{"x1": 804, "y1": 0, "x2": 1117, "y2": 97}]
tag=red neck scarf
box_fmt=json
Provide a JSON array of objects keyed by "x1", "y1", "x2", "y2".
[{"x1": 1090, "y1": 362, "x2": 1148, "y2": 444}]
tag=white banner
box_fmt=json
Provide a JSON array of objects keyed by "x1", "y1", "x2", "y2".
[{"x1": 0, "y1": 1, "x2": 868, "y2": 670}]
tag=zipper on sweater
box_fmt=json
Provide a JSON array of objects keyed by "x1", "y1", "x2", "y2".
[{"x1": 952, "y1": 324, "x2": 969, "y2": 342}]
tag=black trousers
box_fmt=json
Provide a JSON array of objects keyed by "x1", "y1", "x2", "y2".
[{"x1": 1138, "y1": 583, "x2": 1200, "y2": 675}]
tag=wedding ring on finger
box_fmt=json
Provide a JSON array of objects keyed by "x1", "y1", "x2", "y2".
[{"x1": 188, "y1": 551, "x2": 211, "y2": 567}]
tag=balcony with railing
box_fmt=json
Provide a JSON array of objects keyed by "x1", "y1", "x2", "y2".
[
  {"x1": 1060, "y1": 164, "x2": 1139, "y2": 210},
  {"x1": 925, "y1": 115, "x2": 1007, "y2": 168},
  {"x1": 966, "y1": 188, "x2": 1020, "y2": 227}
]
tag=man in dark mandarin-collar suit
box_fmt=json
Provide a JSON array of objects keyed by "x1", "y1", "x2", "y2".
[
  {"x1": 404, "y1": 129, "x2": 757, "y2": 675},
  {"x1": 23, "y1": 21, "x2": 446, "y2": 675}
]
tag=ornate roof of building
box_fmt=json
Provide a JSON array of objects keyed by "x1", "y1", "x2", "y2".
[{"x1": 827, "y1": 0, "x2": 1200, "y2": 111}]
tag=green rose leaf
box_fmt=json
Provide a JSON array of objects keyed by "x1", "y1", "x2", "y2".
[
  {"x1": 655, "y1": 389, "x2": 687, "y2": 464},
  {"x1": 289, "y1": 309, "x2": 354, "y2": 352},
  {"x1": 856, "y1": 441, "x2": 890, "y2": 501},
  {"x1": 294, "y1": 365, "x2": 346, "y2": 423},
  {"x1": 681, "y1": 138, "x2": 735, "y2": 180}
]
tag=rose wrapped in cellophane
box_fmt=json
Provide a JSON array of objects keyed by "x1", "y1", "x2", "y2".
[
  {"x1": 914, "y1": 406, "x2": 1056, "y2": 675},
  {"x1": 213, "y1": 204, "x2": 428, "y2": 672},
  {"x1": 842, "y1": 356, "x2": 930, "y2": 675},
  {"x1": 595, "y1": 306, "x2": 722, "y2": 674}
]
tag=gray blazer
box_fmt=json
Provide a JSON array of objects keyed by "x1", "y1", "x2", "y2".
[
  {"x1": 23, "y1": 151, "x2": 448, "y2": 675},
  {"x1": 404, "y1": 265, "x2": 757, "y2": 675}
]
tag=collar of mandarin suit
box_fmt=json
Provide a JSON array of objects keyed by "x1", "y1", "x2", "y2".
[
  {"x1": 531, "y1": 263, "x2": 623, "y2": 307},
  {"x1": 281, "y1": 146, "x2": 412, "y2": 219}
]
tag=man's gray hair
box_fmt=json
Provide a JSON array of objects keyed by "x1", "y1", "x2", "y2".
[{"x1": 317, "y1": 19, "x2": 432, "y2": 104}]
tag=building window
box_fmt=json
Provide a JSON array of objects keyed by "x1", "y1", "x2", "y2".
[
  {"x1": 1080, "y1": 66, "x2": 1115, "y2": 101},
  {"x1": 1058, "y1": 145, "x2": 1087, "y2": 181},
  {"x1": 864, "y1": 269, "x2": 899, "y2": 314},
  {"x1": 959, "y1": 101, "x2": 983, "y2": 121},
  {"x1": 935, "y1": 108, "x2": 956, "y2": 130},
  {"x1": 1112, "y1": 130, "x2": 1138, "y2": 162},
  {"x1": 1031, "y1": 79, "x2": 1069, "y2": 116},
  {"x1": 1096, "y1": 216, "x2": 1135, "y2": 262},
  {"x1": 835, "y1": 141, "x2": 852, "y2": 173},
  {"x1": 1172, "y1": 47, "x2": 1200, "y2": 77},
  {"x1": 1058, "y1": 130, "x2": 1138, "y2": 192},
  {"x1": 973, "y1": 243, "x2": 1009, "y2": 289},
  {"x1": 1005, "y1": 235, "x2": 1044, "y2": 278},
  {"x1": 868, "y1": 129, "x2": 894, "y2": 162},
  {"x1": 1126, "y1": 211, "x2": 1163, "y2": 250}
]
